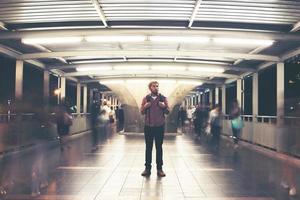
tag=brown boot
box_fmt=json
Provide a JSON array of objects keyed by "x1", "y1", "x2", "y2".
[
  {"x1": 141, "y1": 169, "x2": 151, "y2": 176},
  {"x1": 157, "y1": 169, "x2": 166, "y2": 177}
]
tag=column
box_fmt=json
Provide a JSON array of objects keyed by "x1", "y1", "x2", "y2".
[
  {"x1": 43, "y1": 71, "x2": 50, "y2": 105},
  {"x1": 215, "y1": 87, "x2": 219, "y2": 105},
  {"x1": 237, "y1": 78, "x2": 242, "y2": 106},
  {"x1": 89, "y1": 88, "x2": 94, "y2": 106},
  {"x1": 209, "y1": 90, "x2": 213, "y2": 105},
  {"x1": 222, "y1": 85, "x2": 226, "y2": 114},
  {"x1": 83, "y1": 85, "x2": 88, "y2": 113},
  {"x1": 76, "y1": 83, "x2": 81, "y2": 113},
  {"x1": 253, "y1": 73, "x2": 259, "y2": 122},
  {"x1": 60, "y1": 77, "x2": 66, "y2": 101},
  {"x1": 277, "y1": 62, "x2": 285, "y2": 126},
  {"x1": 15, "y1": 60, "x2": 23, "y2": 100}
]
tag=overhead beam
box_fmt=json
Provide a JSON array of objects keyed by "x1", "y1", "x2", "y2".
[
  {"x1": 281, "y1": 47, "x2": 300, "y2": 61},
  {"x1": 80, "y1": 76, "x2": 224, "y2": 85},
  {"x1": 47, "y1": 62, "x2": 255, "y2": 72},
  {"x1": 0, "y1": 44, "x2": 20, "y2": 58},
  {"x1": 188, "y1": 0, "x2": 203, "y2": 28},
  {"x1": 0, "y1": 21, "x2": 7, "y2": 30},
  {"x1": 20, "y1": 50, "x2": 280, "y2": 62},
  {"x1": 291, "y1": 21, "x2": 300, "y2": 32},
  {"x1": 1, "y1": 29, "x2": 300, "y2": 41},
  {"x1": 0, "y1": 44, "x2": 46, "y2": 69},
  {"x1": 63, "y1": 71, "x2": 239, "y2": 79},
  {"x1": 257, "y1": 62, "x2": 276, "y2": 71},
  {"x1": 234, "y1": 45, "x2": 270, "y2": 65},
  {"x1": 90, "y1": 0, "x2": 108, "y2": 27}
]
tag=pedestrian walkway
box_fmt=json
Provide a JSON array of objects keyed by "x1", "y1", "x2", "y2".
[{"x1": 6, "y1": 131, "x2": 299, "y2": 200}]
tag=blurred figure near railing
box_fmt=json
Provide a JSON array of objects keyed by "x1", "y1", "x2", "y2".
[
  {"x1": 194, "y1": 104, "x2": 209, "y2": 141},
  {"x1": 90, "y1": 100, "x2": 100, "y2": 152},
  {"x1": 207, "y1": 104, "x2": 223, "y2": 151},
  {"x1": 230, "y1": 99, "x2": 243, "y2": 149},
  {"x1": 55, "y1": 98, "x2": 73, "y2": 152}
]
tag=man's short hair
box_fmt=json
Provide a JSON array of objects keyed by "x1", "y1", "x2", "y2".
[{"x1": 148, "y1": 81, "x2": 159, "y2": 89}]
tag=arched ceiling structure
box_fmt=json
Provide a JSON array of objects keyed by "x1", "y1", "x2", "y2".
[{"x1": 0, "y1": 0, "x2": 300, "y2": 88}]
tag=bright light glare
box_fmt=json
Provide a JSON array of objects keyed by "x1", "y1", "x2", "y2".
[
  {"x1": 85, "y1": 35, "x2": 146, "y2": 42},
  {"x1": 114, "y1": 66, "x2": 149, "y2": 71},
  {"x1": 151, "y1": 66, "x2": 186, "y2": 71},
  {"x1": 22, "y1": 37, "x2": 82, "y2": 44},
  {"x1": 149, "y1": 36, "x2": 210, "y2": 43},
  {"x1": 213, "y1": 38, "x2": 274, "y2": 46},
  {"x1": 72, "y1": 59, "x2": 124, "y2": 64},
  {"x1": 126, "y1": 79, "x2": 149, "y2": 84},
  {"x1": 54, "y1": 89, "x2": 61, "y2": 95},
  {"x1": 76, "y1": 66, "x2": 112, "y2": 72},
  {"x1": 177, "y1": 80, "x2": 203, "y2": 85},
  {"x1": 188, "y1": 67, "x2": 225, "y2": 73},
  {"x1": 100, "y1": 80, "x2": 124, "y2": 85},
  {"x1": 156, "y1": 79, "x2": 177, "y2": 84}
]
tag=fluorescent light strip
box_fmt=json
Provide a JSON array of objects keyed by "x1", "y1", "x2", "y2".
[
  {"x1": 177, "y1": 80, "x2": 203, "y2": 85},
  {"x1": 149, "y1": 36, "x2": 210, "y2": 43},
  {"x1": 100, "y1": 80, "x2": 124, "y2": 84},
  {"x1": 113, "y1": 66, "x2": 149, "y2": 71},
  {"x1": 126, "y1": 79, "x2": 149, "y2": 84},
  {"x1": 76, "y1": 66, "x2": 112, "y2": 72},
  {"x1": 188, "y1": 67, "x2": 225, "y2": 73},
  {"x1": 213, "y1": 38, "x2": 274, "y2": 46},
  {"x1": 85, "y1": 35, "x2": 146, "y2": 42},
  {"x1": 72, "y1": 59, "x2": 124, "y2": 64},
  {"x1": 151, "y1": 66, "x2": 186, "y2": 71},
  {"x1": 22, "y1": 37, "x2": 82, "y2": 45},
  {"x1": 176, "y1": 59, "x2": 230, "y2": 65}
]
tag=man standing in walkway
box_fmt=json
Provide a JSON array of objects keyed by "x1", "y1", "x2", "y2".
[{"x1": 140, "y1": 81, "x2": 169, "y2": 177}]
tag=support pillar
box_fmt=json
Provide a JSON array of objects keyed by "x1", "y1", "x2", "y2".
[
  {"x1": 43, "y1": 71, "x2": 49, "y2": 106},
  {"x1": 76, "y1": 83, "x2": 81, "y2": 113},
  {"x1": 237, "y1": 79, "x2": 242, "y2": 106},
  {"x1": 60, "y1": 77, "x2": 66, "y2": 102},
  {"x1": 222, "y1": 85, "x2": 226, "y2": 114},
  {"x1": 253, "y1": 73, "x2": 259, "y2": 122},
  {"x1": 15, "y1": 60, "x2": 23, "y2": 100},
  {"x1": 215, "y1": 87, "x2": 219, "y2": 105},
  {"x1": 277, "y1": 62, "x2": 285, "y2": 126},
  {"x1": 83, "y1": 85, "x2": 88, "y2": 113}
]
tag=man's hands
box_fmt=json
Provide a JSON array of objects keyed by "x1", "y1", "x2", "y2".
[
  {"x1": 144, "y1": 102, "x2": 152, "y2": 109},
  {"x1": 158, "y1": 102, "x2": 166, "y2": 108}
]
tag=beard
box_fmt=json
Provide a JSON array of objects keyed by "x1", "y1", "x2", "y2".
[{"x1": 151, "y1": 90, "x2": 158, "y2": 95}]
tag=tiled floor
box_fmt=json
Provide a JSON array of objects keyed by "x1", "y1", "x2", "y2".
[{"x1": 6, "y1": 131, "x2": 300, "y2": 200}]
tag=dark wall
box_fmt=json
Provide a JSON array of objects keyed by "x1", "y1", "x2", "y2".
[
  {"x1": 285, "y1": 63, "x2": 300, "y2": 116},
  {"x1": 226, "y1": 81, "x2": 237, "y2": 114},
  {"x1": 258, "y1": 66, "x2": 277, "y2": 116},
  {"x1": 244, "y1": 76, "x2": 253, "y2": 115},
  {"x1": 23, "y1": 63, "x2": 43, "y2": 107},
  {"x1": 0, "y1": 55, "x2": 15, "y2": 107}
]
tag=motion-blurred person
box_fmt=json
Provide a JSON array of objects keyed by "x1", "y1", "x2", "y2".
[
  {"x1": 186, "y1": 106, "x2": 194, "y2": 132},
  {"x1": 56, "y1": 98, "x2": 73, "y2": 152},
  {"x1": 116, "y1": 105, "x2": 125, "y2": 133},
  {"x1": 140, "y1": 81, "x2": 170, "y2": 177},
  {"x1": 281, "y1": 163, "x2": 297, "y2": 196},
  {"x1": 208, "y1": 105, "x2": 223, "y2": 151},
  {"x1": 230, "y1": 99, "x2": 243, "y2": 149},
  {"x1": 177, "y1": 107, "x2": 187, "y2": 132},
  {"x1": 90, "y1": 101, "x2": 100, "y2": 152}
]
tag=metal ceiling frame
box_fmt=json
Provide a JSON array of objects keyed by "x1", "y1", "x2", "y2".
[
  {"x1": 48, "y1": 62, "x2": 255, "y2": 72},
  {"x1": 19, "y1": 50, "x2": 280, "y2": 62},
  {"x1": 0, "y1": 29, "x2": 299, "y2": 40}
]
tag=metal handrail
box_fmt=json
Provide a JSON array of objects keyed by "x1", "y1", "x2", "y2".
[
  {"x1": 256, "y1": 115, "x2": 277, "y2": 118},
  {"x1": 284, "y1": 116, "x2": 300, "y2": 119}
]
